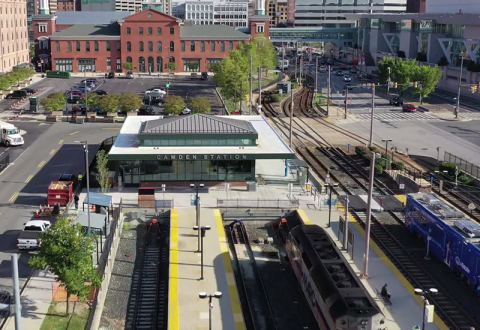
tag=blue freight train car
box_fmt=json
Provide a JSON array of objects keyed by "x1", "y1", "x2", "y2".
[{"x1": 405, "y1": 193, "x2": 480, "y2": 296}]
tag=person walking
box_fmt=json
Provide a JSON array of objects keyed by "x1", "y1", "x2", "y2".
[
  {"x1": 78, "y1": 172, "x2": 83, "y2": 185},
  {"x1": 381, "y1": 283, "x2": 391, "y2": 300},
  {"x1": 74, "y1": 194, "x2": 79, "y2": 209}
]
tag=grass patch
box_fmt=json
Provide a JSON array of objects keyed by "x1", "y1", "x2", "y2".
[
  {"x1": 40, "y1": 302, "x2": 90, "y2": 330},
  {"x1": 252, "y1": 72, "x2": 279, "y2": 88}
]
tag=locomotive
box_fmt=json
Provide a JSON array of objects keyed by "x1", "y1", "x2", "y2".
[{"x1": 286, "y1": 224, "x2": 386, "y2": 330}]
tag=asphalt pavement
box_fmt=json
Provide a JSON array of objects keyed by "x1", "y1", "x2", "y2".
[{"x1": 0, "y1": 122, "x2": 121, "y2": 294}]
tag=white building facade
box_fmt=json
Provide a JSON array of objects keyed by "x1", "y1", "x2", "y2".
[
  {"x1": 116, "y1": 0, "x2": 172, "y2": 14},
  {"x1": 185, "y1": 0, "x2": 248, "y2": 27},
  {"x1": 294, "y1": 0, "x2": 407, "y2": 28}
]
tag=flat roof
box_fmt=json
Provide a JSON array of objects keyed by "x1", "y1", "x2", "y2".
[
  {"x1": 83, "y1": 192, "x2": 112, "y2": 207},
  {"x1": 180, "y1": 25, "x2": 251, "y2": 40},
  {"x1": 51, "y1": 24, "x2": 120, "y2": 38},
  {"x1": 345, "y1": 13, "x2": 480, "y2": 25},
  {"x1": 109, "y1": 115, "x2": 295, "y2": 160},
  {"x1": 74, "y1": 211, "x2": 107, "y2": 230}
]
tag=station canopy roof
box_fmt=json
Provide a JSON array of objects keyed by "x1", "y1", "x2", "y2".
[
  {"x1": 140, "y1": 114, "x2": 257, "y2": 135},
  {"x1": 83, "y1": 192, "x2": 113, "y2": 207},
  {"x1": 74, "y1": 211, "x2": 107, "y2": 230}
]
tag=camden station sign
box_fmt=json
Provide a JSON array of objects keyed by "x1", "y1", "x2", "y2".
[{"x1": 156, "y1": 154, "x2": 248, "y2": 161}]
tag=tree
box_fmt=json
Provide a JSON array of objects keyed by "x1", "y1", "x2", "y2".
[
  {"x1": 413, "y1": 65, "x2": 442, "y2": 104},
  {"x1": 29, "y1": 217, "x2": 102, "y2": 314},
  {"x1": 96, "y1": 150, "x2": 110, "y2": 193},
  {"x1": 166, "y1": 62, "x2": 177, "y2": 72},
  {"x1": 80, "y1": 92, "x2": 100, "y2": 108},
  {"x1": 377, "y1": 57, "x2": 418, "y2": 94},
  {"x1": 40, "y1": 92, "x2": 66, "y2": 112},
  {"x1": 122, "y1": 62, "x2": 133, "y2": 71},
  {"x1": 438, "y1": 56, "x2": 449, "y2": 67},
  {"x1": 97, "y1": 93, "x2": 120, "y2": 113},
  {"x1": 118, "y1": 92, "x2": 142, "y2": 112},
  {"x1": 188, "y1": 96, "x2": 211, "y2": 114},
  {"x1": 252, "y1": 34, "x2": 277, "y2": 70},
  {"x1": 163, "y1": 95, "x2": 185, "y2": 115},
  {"x1": 29, "y1": 43, "x2": 35, "y2": 57}
]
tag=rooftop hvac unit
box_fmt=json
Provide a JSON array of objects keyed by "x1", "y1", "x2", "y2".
[
  {"x1": 455, "y1": 219, "x2": 480, "y2": 238},
  {"x1": 421, "y1": 194, "x2": 440, "y2": 205},
  {"x1": 438, "y1": 209, "x2": 463, "y2": 219}
]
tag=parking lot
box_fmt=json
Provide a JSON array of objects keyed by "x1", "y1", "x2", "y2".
[{"x1": 1, "y1": 75, "x2": 226, "y2": 115}]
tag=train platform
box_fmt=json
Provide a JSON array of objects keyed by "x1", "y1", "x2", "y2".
[
  {"x1": 168, "y1": 208, "x2": 245, "y2": 330},
  {"x1": 299, "y1": 208, "x2": 448, "y2": 330}
]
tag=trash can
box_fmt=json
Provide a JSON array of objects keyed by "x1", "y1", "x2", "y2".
[
  {"x1": 29, "y1": 97, "x2": 39, "y2": 112},
  {"x1": 247, "y1": 181, "x2": 257, "y2": 192},
  {"x1": 191, "y1": 194, "x2": 197, "y2": 206}
]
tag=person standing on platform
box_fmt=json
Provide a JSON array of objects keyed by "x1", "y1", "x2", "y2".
[
  {"x1": 78, "y1": 172, "x2": 83, "y2": 186},
  {"x1": 381, "y1": 284, "x2": 391, "y2": 300},
  {"x1": 74, "y1": 194, "x2": 79, "y2": 209}
]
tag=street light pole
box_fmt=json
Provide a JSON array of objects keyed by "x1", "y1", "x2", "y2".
[
  {"x1": 193, "y1": 225, "x2": 211, "y2": 280},
  {"x1": 75, "y1": 140, "x2": 91, "y2": 234},
  {"x1": 326, "y1": 182, "x2": 338, "y2": 227},
  {"x1": 436, "y1": 147, "x2": 440, "y2": 165},
  {"x1": 190, "y1": 183, "x2": 204, "y2": 252},
  {"x1": 199, "y1": 292, "x2": 222, "y2": 330},
  {"x1": 369, "y1": 83, "x2": 375, "y2": 147},
  {"x1": 315, "y1": 57, "x2": 318, "y2": 97},
  {"x1": 344, "y1": 85, "x2": 348, "y2": 119},
  {"x1": 327, "y1": 65, "x2": 331, "y2": 117},
  {"x1": 362, "y1": 151, "x2": 377, "y2": 278},
  {"x1": 455, "y1": 52, "x2": 464, "y2": 119},
  {"x1": 289, "y1": 86, "x2": 293, "y2": 148},
  {"x1": 425, "y1": 229, "x2": 432, "y2": 260},
  {"x1": 387, "y1": 67, "x2": 391, "y2": 94},
  {"x1": 414, "y1": 288, "x2": 438, "y2": 330},
  {"x1": 382, "y1": 139, "x2": 392, "y2": 156},
  {"x1": 455, "y1": 166, "x2": 459, "y2": 186}
]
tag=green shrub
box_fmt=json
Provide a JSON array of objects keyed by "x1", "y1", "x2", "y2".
[
  {"x1": 355, "y1": 146, "x2": 368, "y2": 156},
  {"x1": 439, "y1": 162, "x2": 458, "y2": 176},
  {"x1": 374, "y1": 164, "x2": 384, "y2": 175},
  {"x1": 458, "y1": 175, "x2": 473, "y2": 186},
  {"x1": 369, "y1": 146, "x2": 377, "y2": 152},
  {"x1": 270, "y1": 94, "x2": 280, "y2": 102},
  {"x1": 392, "y1": 161, "x2": 405, "y2": 170}
]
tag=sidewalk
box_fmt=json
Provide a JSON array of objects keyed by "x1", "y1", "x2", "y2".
[{"x1": 3, "y1": 269, "x2": 56, "y2": 330}]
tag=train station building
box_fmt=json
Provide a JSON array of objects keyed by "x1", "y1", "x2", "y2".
[{"x1": 108, "y1": 114, "x2": 295, "y2": 186}]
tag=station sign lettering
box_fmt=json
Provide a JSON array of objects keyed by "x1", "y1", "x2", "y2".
[{"x1": 156, "y1": 154, "x2": 248, "y2": 161}]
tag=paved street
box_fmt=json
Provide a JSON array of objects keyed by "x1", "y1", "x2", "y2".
[{"x1": 0, "y1": 122, "x2": 121, "y2": 293}]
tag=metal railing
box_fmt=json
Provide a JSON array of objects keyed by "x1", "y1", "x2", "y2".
[
  {"x1": 0, "y1": 150, "x2": 9, "y2": 173},
  {"x1": 444, "y1": 151, "x2": 480, "y2": 180},
  {"x1": 217, "y1": 199, "x2": 299, "y2": 209}
]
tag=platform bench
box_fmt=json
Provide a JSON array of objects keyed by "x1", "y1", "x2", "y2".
[{"x1": 375, "y1": 288, "x2": 393, "y2": 310}]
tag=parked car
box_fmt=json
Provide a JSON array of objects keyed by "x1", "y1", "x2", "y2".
[
  {"x1": 402, "y1": 104, "x2": 417, "y2": 112},
  {"x1": 72, "y1": 85, "x2": 91, "y2": 93},
  {"x1": 5, "y1": 90, "x2": 27, "y2": 99},
  {"x1": 94, "y1": 90, "x2": 108, "y2": 95},
  {"x1": 73, "y1": 104, "x2": 87, "y2": 114},
  {"x1": 108, "y1": 72, "x2": 115, "y2": 79},
  {"x1": 389, "y1": 96, "x2": 404, "y2": 106},
  {"x1": 180, "y1": 107, "x2": 191, "y2": 115},
  {"x1": 343, "y1": 84, "x2": 353, "y2": 91},
  {"x1": 58, "y1": 173, "x2": 76, "y2": 182},
  {"x1": 350, "y1": 69, "x2": 358, "y2": 74},
  {"x1": 343, "y1": 75, "x2": 352, "y2": 82},
  {"x1": 340, "y1": 64, "x2": 349, "y2": 70},
  {"x1": 0, "y1": 290, "x2": 11, "y2": 318},
  {"x1": 67, "y1": 90, "x2": 82, "y2": 97},
  {"x1": 126, "y1": 71, "x2": 134, "y2": 79},
  {"x1": 138, "y1": 105, "x2": 155, "y2": 115},
  {"x1": 145, "y1": 88, "x2": 166, "y2": 96},
  {"x1": 91, "y1": 107, "x2": 106, "y2": 115},
  {"x1": 336, "y1": 71, "x2": 344, "y2": 76},
  {"x1": 67, "y1": 95, "x2": 81, "y2": 104},
  {"x1": 201, "y1": 72, "x2": 208, "y2": 80},
  {"x1": 21, "y1": 88, "x2": 35, "y2": 95},
  {"x1": 79, "y1": 80, "x2": 96, "y2": 88}
]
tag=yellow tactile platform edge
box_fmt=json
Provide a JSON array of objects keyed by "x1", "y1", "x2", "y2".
[{"x1": 168, "y1": 209, "x2": 179, "y2": 330}]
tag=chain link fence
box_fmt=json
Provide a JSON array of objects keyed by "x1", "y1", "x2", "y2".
[
  {"x1": 444, "y1": 151, "x2": 480, "y2": 179},
  {"x1": 0, "y1": 150, "x2": 9, "y2": 173},
  {"x1": 217, "y1": 199, "x2": 299, "y2": 209}
]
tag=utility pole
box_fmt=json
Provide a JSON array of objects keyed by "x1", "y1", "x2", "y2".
[
  {"x1": 295, "y1": 58, "x2": 297, "y2": 80},
  {"x1": 369, "y1": 83, "x2": 375, "y2": 147},
  {"x1": 282, "y1": 42, "x2": 285, "y2": 74},
  {"x1": 12, "y1": 254, "x2": 21, "y2": 330},
  {"x1": 289, "y1": 87, "x2": 293, "y2": 148},
  {"x1": 327, "y1": 65, "x2": 331, "y2": 117},
  {"x1": 258, "y1": 66, "x2": 262, "y2": 113},
  {"x1": 299, "y1": 58, "x2": 303, "y2": 83},
  {"x1": 344, "y1": 87, "x2": 348, "y2": 119},
  {"x1": 315, "y1": 57, "x2": 318, "y2": 98},
  {"x1": 387, "y1": 67, "x2": 391, "y2": 94},
  {"x1": 250, "y1": 53, "x2": 253, "y2": 114},
  {"x1": 362, "y1": 151, "x2": 377, "y2": 278},
  {"x1": 343, "y1": 196, "x2": 349, "y2": 249},
  {"x1": 455, "y1": 52, "x2": 464, "y2": 119}
]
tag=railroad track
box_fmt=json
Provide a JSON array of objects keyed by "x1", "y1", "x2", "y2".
[
  {"x1": 299, "y1": 147, "x2": 480, "y2": 330},
  {"x1": 125, "y1": 216, "x2": 169, "y2": 330}
]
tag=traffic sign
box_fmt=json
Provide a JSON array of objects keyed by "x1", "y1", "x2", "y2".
[{"x1": 399, "y1": 184, "x2": 405, "y2": 189}]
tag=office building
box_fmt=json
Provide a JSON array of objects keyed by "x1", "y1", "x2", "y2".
[
  {"x1": 0, "y1": 0, "x2": 31, "y2": 72},
  {"x1": 267, "y1": 0, "x2": 287, "y2": 27},
  {"x1": 115, "y1": 0, "x2": 171, "y2": 14},
  {"x1": 185, "y1": 0, "x2": 248, "y2": 27},
  {"x1": 426, "y1": 0, "x2": 480, "y2": 13},
  {"x1": 294, "y1": 0, "x2": 407, "y2": 28},
  {"x1": 406, "y1": 0, "x2": 426, "y2": 13},
  {"x1": 57, "y1": 0, "x2": 79, "y2": 11},
  {"x1": 172, "y1": 1, "x2": 185, "y2": 19}
]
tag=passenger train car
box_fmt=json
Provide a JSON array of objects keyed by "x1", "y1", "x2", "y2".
[
  {"x1": 405, "y1": 193, "x2": 480, "y2": 296},
  {"x1": 286, "y1": 224, "x2": 386, "y2": 330}
]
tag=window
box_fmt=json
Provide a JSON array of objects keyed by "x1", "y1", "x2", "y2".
[
  {"x1": 211, "y1": 41, "x2": 216, "y2": 51},
  {"x1": 229, "y1": 41, "x2": 233, "y2": 50},
  {"x1": 201, "y1": 41, "x2": 205, "y2": 52},
  {"x1": 126, "y1": 56, "x2": 132, "y2": 63},
  {"x1": 38, "y1": 24, "x2": 47, "y2": 33},
  {"x1": 139, "y1": 41, "x2": 144, "y2": 51},
  {"x1": 138, "y1": 56, "x2": 145, "y2": 72},
  {"x1": 55, "y1": 41, "x2": 59, "y2": 52},
  {"x1": 169, "y1": 27, "x2": 174, "y2": 35},
  {"x1": 76, "y1": 41, "x2": 80, "y2": 51},
  {"x1": 220, "y1": 41, "x2": 225, "y2": 52},
  {"x1": 148, "y1": 41, "x2": 153, "y2": 51},
  {"x1": 85, "y1": 41, "x2": 90, "y2": 51},
  {"x1": 139, "y1": 27, "x2": 144, "y2": 35},
  {"x1": 55, "y1": 59, "x2": 73, "y2": 72},
  {"x1": 190, "y1": 41, "x2": 195, "y2": 51},
  {"x1": 78, "y1": 59, "x2": 95, "y2": 72},
  {"x1": 126, "y1": 27, "x2": 131, "y2": 34},
  {"x1": 170, "y1": 41, "x2": 174, "y2": 52},
  {"x1": 169, "y1": 56, "x2": 175, "y2": 63},
  {"x1": 107, "y1": 57, "x2": 111, "y2": 71},
  {"x1": 256, "y1": 24, "x2": 264, "y2": 33},
  {"x1": 148, "y1": 27, "x2": 152, "y2": 35},
  {"x1": 157, "y1": 27, "x2": 162, "y2": 35},
  {"x1": 157, "y1": 41, "x2": 162, "y2": 51},
  {"x1": 181, "y1": 41, "x2": 185, "y2": 52},
  {"x1": 116, "y1": 41, "x2": 120, "y2": 51},
  {"x1": 67, "y1": 41, "x2": 72, "y2": 52},
  {"x1": 116, "y1": 58, "x2": 121, "y2": 71},
  {"x1": 127, "y1": 42, "x2": 131, "y2": 51},
  {"x1": 106, "y1": 41, "x2": 111, "y2": 51},
  {"x1": 94, "y1": 41, "x2": 99, "y2": 51}
]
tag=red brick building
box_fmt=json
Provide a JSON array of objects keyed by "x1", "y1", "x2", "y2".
[{"x1": 32, "y1": 9, "x2": 270, "y2": 73}]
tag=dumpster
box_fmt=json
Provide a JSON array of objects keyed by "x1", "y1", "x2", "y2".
[
  {"x1": 47, "y1": 181, "x2": 74, "y2": 206},
  {"x1": 29, "y1": 97, "x2": 39, "y2": 112},
  {"x1": 138, "y1": 187, "x2": 155, "y2": 207}
]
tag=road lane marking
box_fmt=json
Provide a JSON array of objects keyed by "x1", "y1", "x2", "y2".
[
  {"x1": 9, "y1": 192, "x2": 19, "y2": 202},
  {"x1": 102, "y1": 128, "x2": 120, "y2": 130},
  {"x1": 49, "y1": 149, "x2": 56, "y2": 155},
  {"x1": 59, "y1": 140, "x2": 64, "y2": 144},
  {"x1": 69, "y1": 131, "x2": 80, "y2": 136},
  {"x1": 38, "y1": 161, "x2": 46, "y2": 168},
  {"x1": 25, "y1": 174, "x2": 33, "y2": 183}
]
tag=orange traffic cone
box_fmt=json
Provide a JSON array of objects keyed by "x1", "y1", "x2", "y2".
[
  {"x1": 91, "y1": 204, "x2": 95, "y2": 210},
  {"x1": 35, "y1": 209, "x2": 39, "y2": 218},
  {"x1": 47, "y1": 205, "x2": 50, "y2": 211}
]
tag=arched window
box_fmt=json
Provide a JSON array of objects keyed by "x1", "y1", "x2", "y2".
[
  {"x1": 139, "y1": 57, "x2": 145, "y2": 72},
  {"x1": 94, "y1": 41, "x2": 99, "y2": 51},
  {"x1": 85, "y1": 41, "x2": 90, "y2": 51},
  {"x1": 116, "y1": 41, "x2": 120, "y2": 51},
  {"x1": 169, "y1": 27, "x2": 174, "y2": 35},
  {"x1": 126, "y1": 56, "x2": 132, "y2": 63},
  {"x1": 126, "y1": 27, "x2": 131, "y2": 34},
  {"x1": 190, "y1": 41, "x2": 195, "y2": 52},
  {"x1": 106, "y1": 41, "x2": 111, "y2": 51},
  {"x1": 139, "y1": 27, "x2": 144, "y2": 35},
  {"x1": 148, "y1": 41, "x2": 153, "y2": 52},
  {"x1": 200, "y1": 41, "x2": 205, "y2": 52},
  {"x1": 67, "y1": 41, "x2": 72, "y2": 52},
  {"x1": 220, "y1": 41, "x2": 225, "y2": 52},
  {"x1": 55, "y1": 41, "x2": 59, "y2": 52},
  {"x1": 229, "y1": 41, "x2": 233, "y2": 50},
  {"x1": 211, "y1": 41, "x2": 215, "y2": 52},
  {"x1": 157, "y1": 27, "x2": 162, "y2": 35},
  {"x1": 76, "y1": 41, "x2": 80, "y2": 51},
  {"x1": 169, "y1": 41, "x2": 174, "y2": 52},
  {"x1": 148, "y1": 27, "x2": 152, "y2": 35},
  {"x1": 127, "y1": 42, "x2": 131, "y2": 52},
  {"x1": 139, "y1": 41, "x2": 144, "y2": 52},
  {"x1": 169, "y1": 56, "x2": 175, "y2": 63},
  {"x1": 157, "y1": 41, "x2": 162, "y2": 51},
  {"x1": 181, "y1": 41, "x2": 185, "y2": 52},
  {"x1": 147, "y1": 56, "x2": 154, "y2": 72},
  {"x1": 156, "y1": 56, "x2": 163, "y2": 72}
]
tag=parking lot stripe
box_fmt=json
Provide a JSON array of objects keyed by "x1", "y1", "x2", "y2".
[
  {"x1": 49, "y1": 149, "x2": 56, "y2": 155},
  {"x1": 25, "y1": 174, "x2": 33, "y2": 183},
  {"x1": 38, "y1": 161, "x2": 46, "y2": 168},
  {"x1": 9, "y1": 192, "x2": 19, "y2": 202},
  {"x1": 69, "y1": 131, "x2": 80, "y2": 136},
  {"x1": 58, "y1": 139, "x2": 64, "y2": 144}
]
